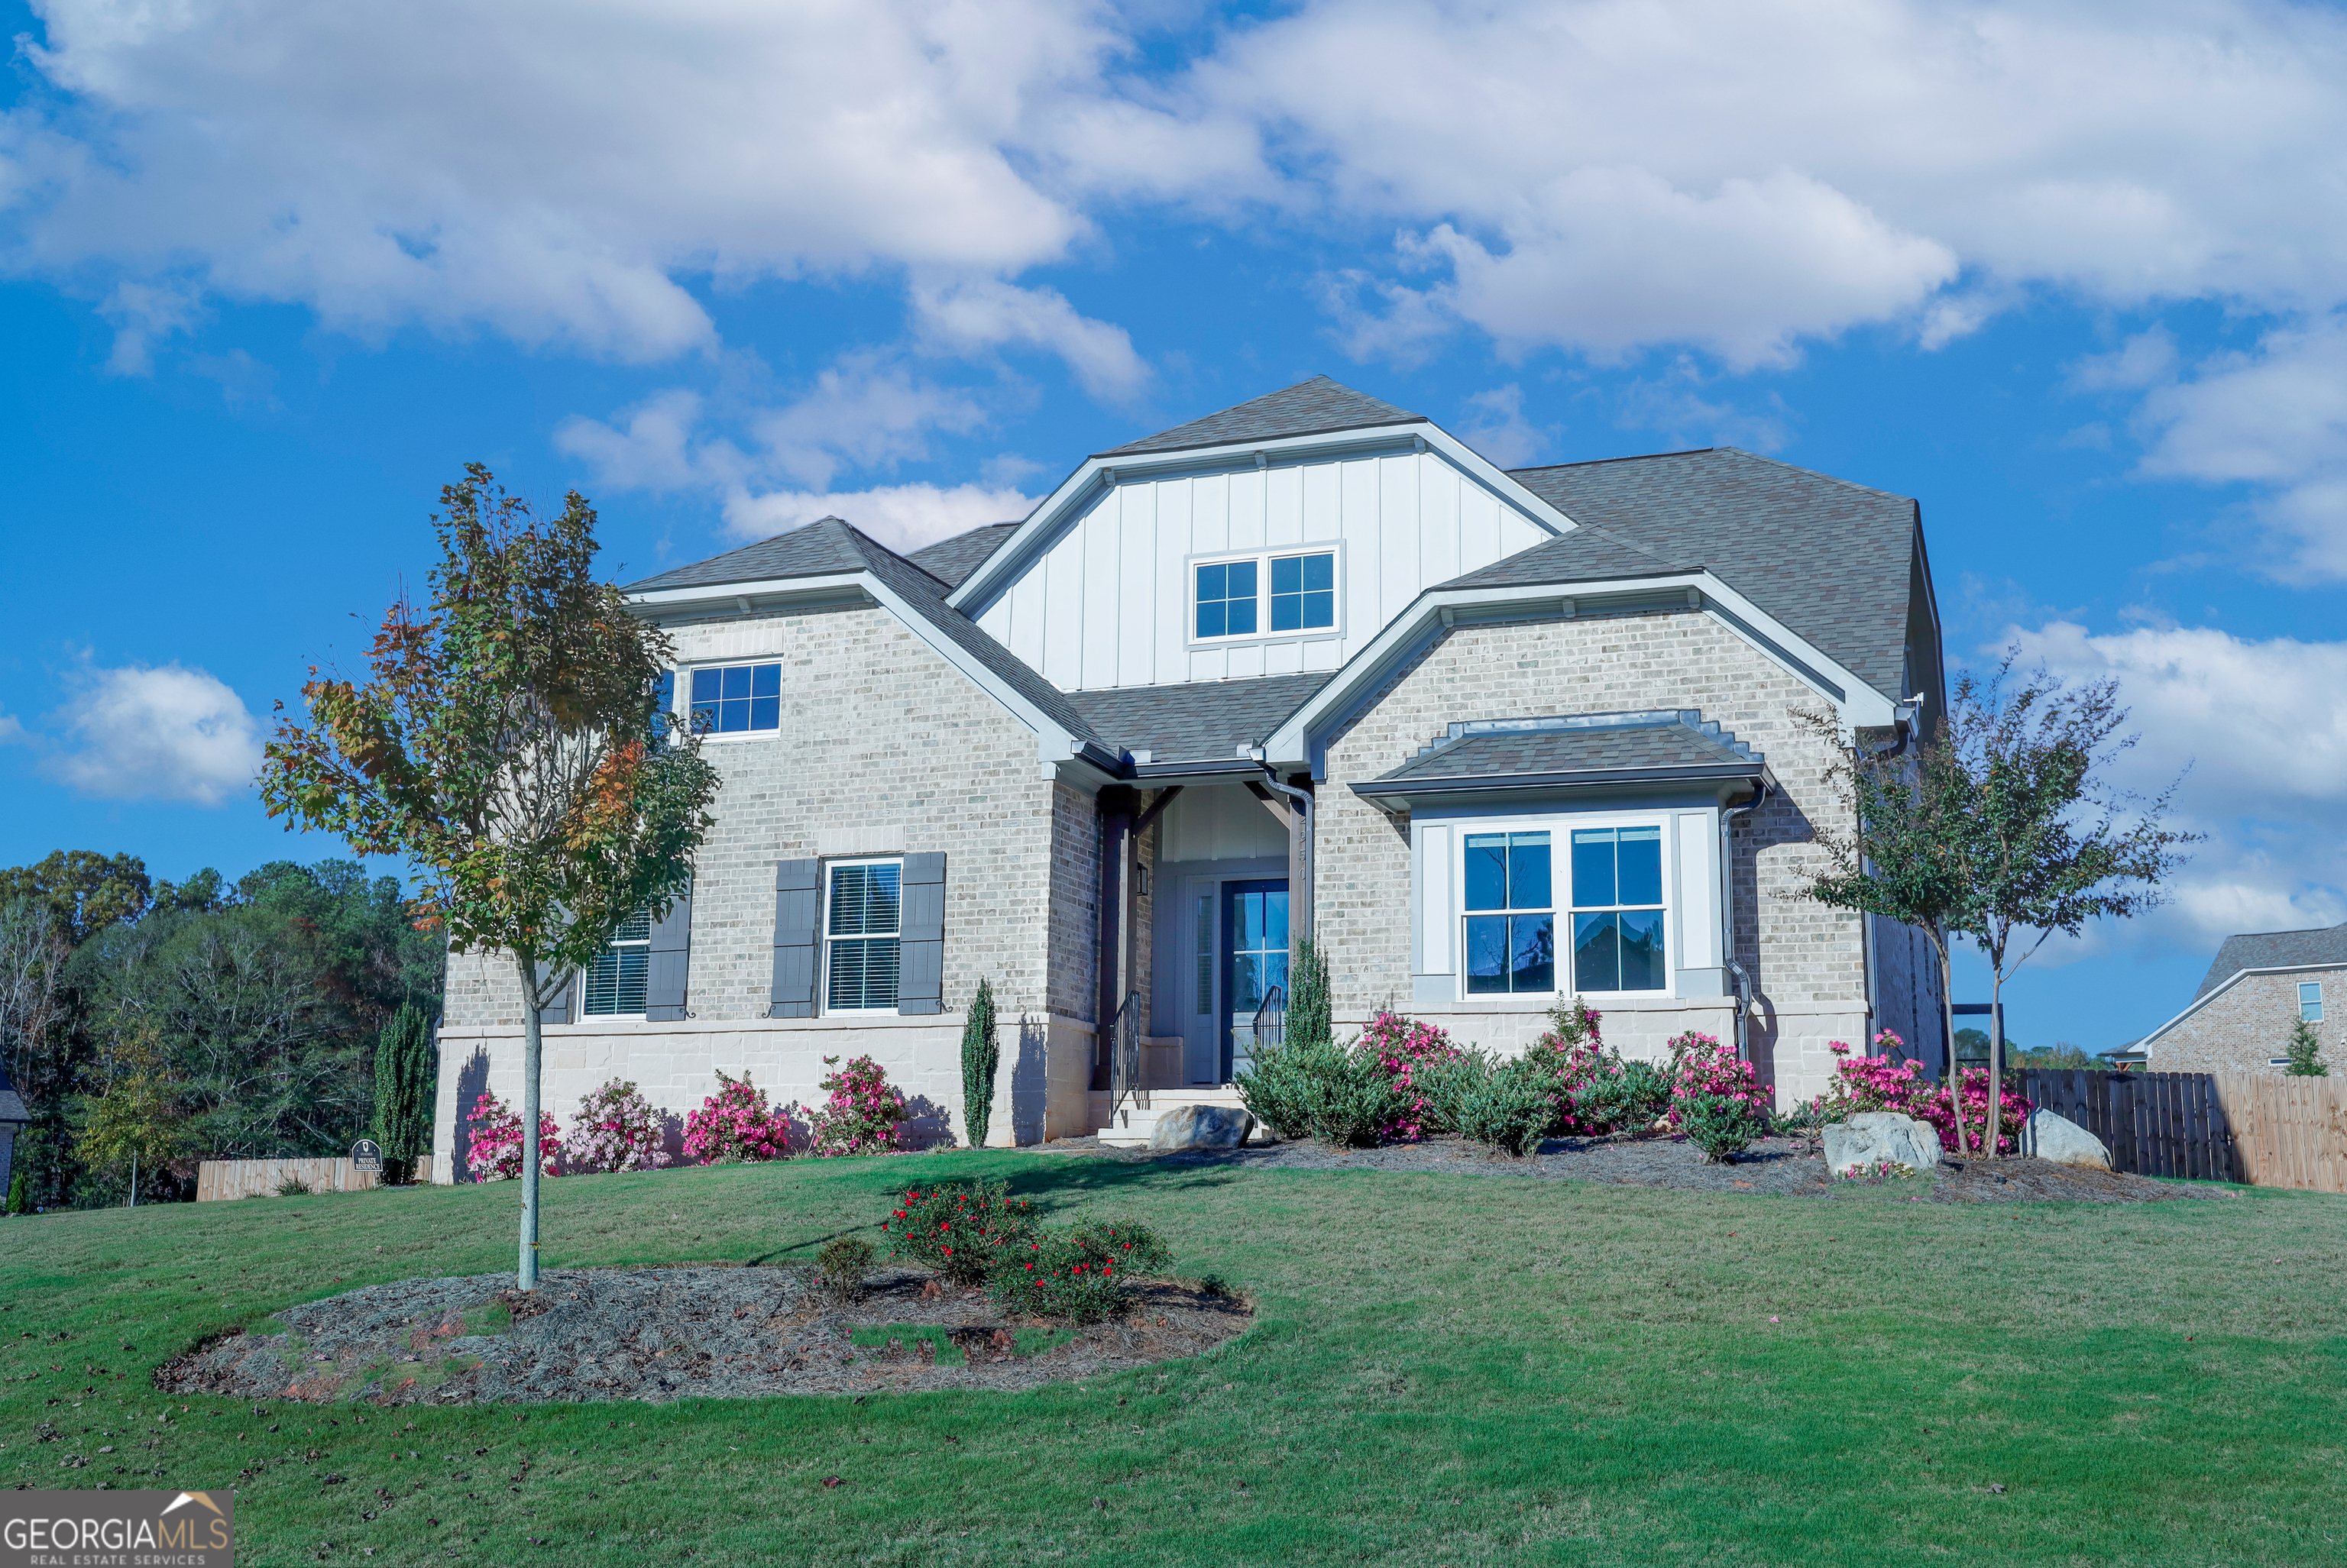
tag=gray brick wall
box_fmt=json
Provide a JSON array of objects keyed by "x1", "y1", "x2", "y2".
[
  {"x1": 1315, "y1": 607, "x2": 1883, "y2": 1101},
  {"x1": 2149, "y1": 971, "x2": 2342, "y2": 1075}
]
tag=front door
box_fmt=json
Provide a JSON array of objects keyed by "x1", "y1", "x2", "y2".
[{"x1": 1222, "y1": 879, "x2": 1289, "y2": 1081}]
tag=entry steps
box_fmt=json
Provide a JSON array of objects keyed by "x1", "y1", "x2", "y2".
[{"x1": 1095, "y1": 1085, "x2": 1265, "y2": 1148}]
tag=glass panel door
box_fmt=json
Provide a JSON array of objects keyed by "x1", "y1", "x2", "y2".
[{"x1": 1222, "y1": 879, "x2": 1289, "y2": 1081}]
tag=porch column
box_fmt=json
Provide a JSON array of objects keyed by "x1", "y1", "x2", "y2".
[{"x1": 1093, "y1": 787, "x2": 1134, "y2": 1090}]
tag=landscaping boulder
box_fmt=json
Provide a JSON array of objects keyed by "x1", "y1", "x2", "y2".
[
  {"x1": 1148, "y1": 1105, "x2": 1256, "y2": 1150},
  {"x1": 2022, "y1": 1108, "x2": 2111, "y2": 1169},
  {"x1": 1822, "y1": 1112, "x2": 1944, "y2": 1176}
]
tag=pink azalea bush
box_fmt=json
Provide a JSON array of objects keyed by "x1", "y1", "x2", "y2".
[
  {"x1": 1666, "y1": 1031, "x2": 1772, "y2": 1162},
  {"x1": 1822, "y1": 1031, "x2": 2034, "y2": 1155},
  {"x1": 810, "y1": 1054, "x2": 905, "y2": 1157},
  {"x1": 1358, "y1": 1010, "x2": 1461, "y2": 1140},
  {"x1": 566, "y1": 1078, "x2": 675, "y2": 1173},
  {"x1": 682, "y1": 1070, "x2": 793, "y2": 1163},
  {"x1": 1522, "y1": 998, "x2": 1611, "y2": 1133},
  {"x1": 466, "y1": 1089, "x2": 562, "y2": 1181}
]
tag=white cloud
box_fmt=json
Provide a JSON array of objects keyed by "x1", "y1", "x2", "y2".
[
  {"x1": 909, "y1": 276, "x2": 1149, "y2": 403},
  {"x1": 1456, "y1": 384, "x2": 1552, "y2": 470},
  {"x1": 23, "y1": 662, "x2": 263, "y2": 806},
  {"x1": 2005, "y1": 619, "x2": 2347, "y2": 959},
  {"x1": 721, "y1": 483, "x2": 1035, "y2": 555}
]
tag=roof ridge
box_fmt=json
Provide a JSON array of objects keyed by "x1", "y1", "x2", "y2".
[{"x1": 1100, "y1": 374, "x2": 1423, "y2": 458}]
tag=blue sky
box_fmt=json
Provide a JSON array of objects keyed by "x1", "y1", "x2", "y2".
[{"x1": 5, "y1": 0, "x2": 2345, "y2": 1051}]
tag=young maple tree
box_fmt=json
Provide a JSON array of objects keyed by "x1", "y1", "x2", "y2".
[{"x1": 261, "y1": 465, "x2": 718, "y2": 1286}]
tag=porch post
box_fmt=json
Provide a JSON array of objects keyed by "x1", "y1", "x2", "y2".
[{"x1": 1093, "y1": 786, "x2": 1135, "y2": 1089}]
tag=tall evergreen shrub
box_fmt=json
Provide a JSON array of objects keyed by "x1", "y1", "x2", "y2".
[
  {"x1": 961, "y1": 978, "x2": 1000, "y2": 1146},
  {"x1": 373, "y1": 1001, "x2": 437, "y2": 1183},
  {"x1": 1285, "y1": 936, "x2": 1332, "y2": 1049},
  {"x1": 2284, "y1": 1018, "x2": 2329, "y2": 1076}
]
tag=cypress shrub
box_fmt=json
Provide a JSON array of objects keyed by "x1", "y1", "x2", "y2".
[
  {"x1": 960, "y1": 978, "x2": 1000, "y2": 1146},
  {"x1": 371, "y1": 1001, "x2": 436, "y2": 1184},
  {"x1": 1285, "y1": 935, "x2": 1332, "y2": 1049}
]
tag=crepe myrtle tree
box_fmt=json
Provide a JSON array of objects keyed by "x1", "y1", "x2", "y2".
[{"x1": 261, "y1": 465, "x2": 719, "y2": 1287}]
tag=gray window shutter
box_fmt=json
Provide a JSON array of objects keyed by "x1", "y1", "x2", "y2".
[
  {"x1": 898, "y1": 852, "x2": 946, "y2": 1015},
  {"x1": 769, "y1": 859, "x2": 820, "y2": 1017},
  {"x1": 536, "y1": 973, "x2": 576, "y2": 1026},
  {"x1": 645, "y1": 881, "x2": 694, "y2": 1021}
]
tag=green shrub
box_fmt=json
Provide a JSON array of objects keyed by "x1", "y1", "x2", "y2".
[
  {"x1": 1284, "y1": 935, "x2": 1334, "y2": 1049},
  {"x1": 960, "y1": 978, "x2": 1001, "y2": 1145},
  {"x1": 881, "y1": 1178, "x2": 1038, "y2": 1286},
  {"x1": 1235, "y1": 1035, "x2": 1401, "y2": 1146},
  {"x1": 991, "y1": 1219, "x2": 1170, "y2": 1323},
  {"x1": 1573, "y1": 1057, "x2": 1674, "y2": 1133},
  {"x1": 814, "y1": 1236, "x2": 876, "y2": 1303},
  {"x1": 275, "y1": 1174, "x2": 313, "y2": 1196},
  {"x1": 2284, "y1": 1019, "x2": 2329, "y2": 1077},
  {"x1": 1770, "y1": 1095, "x2": 1829, "y2": 1139},
  {"x1": 1419, "y1": 1050, "x2": 1552, "y2": 1157},
  {"x1": 1675, "y1": 1092, "x2": 1770, "y2": 1162}
]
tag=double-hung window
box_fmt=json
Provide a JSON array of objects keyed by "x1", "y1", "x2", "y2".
[
  {"x1": 1464, "y1": 832, "x2": 1555, "y2": 994},
  {"x1": 1572, "y1": 826, "x2": 1667, "y2": 992},
  {"x1": 688, "y1": 661, "x2": 781, "y2": 735},
  {"x1": 1193, "y1": 549, "x2": 1337, "y2": 642},
  {"x1": 826, "y1": 859, "x2": 902, "y2": 1011},
  {"x1": 2302, "y1": 981, "x2": 2325, "y2": 1023},
  {"x1": 584, "y1": 907, "x2": 652, "y2": 1017}
]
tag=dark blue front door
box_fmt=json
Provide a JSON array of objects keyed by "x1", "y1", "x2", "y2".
[{"x1": 1221, "y1": 879, "x2": 1289, "y2": 1081}]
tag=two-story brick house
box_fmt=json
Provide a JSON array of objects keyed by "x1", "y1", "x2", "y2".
[
  {"x1": 2138, "y1": 920, "x2": 2343, "y2": 1074},
  {"x1": 432, "y1": 377, "x2": 1948, "y2": 1176}
]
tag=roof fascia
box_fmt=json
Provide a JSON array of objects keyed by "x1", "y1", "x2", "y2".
[
  {"x1": 2139, "y1": 960, "x2": 2347, "y2": 1044},
  {"x1": 945, "y1": 421, "x2": 1579, "y2": 619},
  {"x1": 627, "y1": 571, "x2": 1099, "y2": 771},
  {"x1": 1264, "y1": 573, "x2": 1896, "y2": 773}
]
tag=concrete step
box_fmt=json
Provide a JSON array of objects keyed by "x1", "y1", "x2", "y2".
[{"x1": 1096, "y1": 1087, "x2": 1259, "y2": 1147}]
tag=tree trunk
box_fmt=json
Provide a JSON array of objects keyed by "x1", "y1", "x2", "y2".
[
  {"x1": 1932, "y1": 928, "x2": 1967, "y2": 1156},
  {"x1": 1986, "y1": 969, "x2": 2006, "y2": 1160},
  {"x1": 516, "y1": 951, "x2": 543, "y2": 1291},
  {"x1": 129, "y1": 1152, "x2": 138, "y2": 1210}
]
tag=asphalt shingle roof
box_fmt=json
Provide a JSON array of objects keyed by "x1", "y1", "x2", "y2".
[
  {"x1": 1101, "y1": 375, "x2": 1423, "y2": 457},
  {"x1": 906, "y1": 522, "x2": 1021, "y2": 589},
  {"x1": 1067, "y1": 673, "x2": 1335, "y2": 763},
  {"x1": 626, "y1": 522, "x2": 876, "y2": 593},
  {"x1": 1456, "y1": 448, "x2": 1922, "y2": 700},
  {"x1": 1377, "y1": 716, "x2": 1759, "y2": 785},
  {"x1": 2197, "y1": 922, "x2": 2347, "y2": 997}
]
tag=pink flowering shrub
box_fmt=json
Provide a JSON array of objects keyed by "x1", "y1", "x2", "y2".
[
  {"x1": 465, "y1": 1090, "x2": 562, "y2": 1181},
  {"x1": 1666, "y1": 1032, "x2": 1772, "y2": 1162},
  {"x1": 1358, "y1": 1010, "x2": 1461, "y2": 1140},
  {"x1": 1520, "y1": 998, "x2": 1611, "y2": 1133},
  {"x1": 809, "y1": 1054, "x2": 905, "y2": 1157},
  {"x1": 567, "y1": 1078, "x2": 675, "y2": 1173},
  {"x1": 682, "y1": 1070, "x2": 793, "y2": 1163},
  {"x1": 1822, "y1": 1032, "x2": 2033, "y2": 1155}
]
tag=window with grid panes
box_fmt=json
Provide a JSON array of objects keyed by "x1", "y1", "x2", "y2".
[
  {"x1": 1572, "y1": 826, "x2": 1666, "y2": 991},
  {"x1": 1464, "y1": 832, "x2": 1555, "y2": 994},
  {"x1": 688, "y1": 661, "x2": 781, "y2": 734}
]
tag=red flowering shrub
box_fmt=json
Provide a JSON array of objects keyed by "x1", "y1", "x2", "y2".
[
  {"x1": 682, "y1": 1070, "x2": 792, "y2": 1163},
  {"x1": 881, "y1": 1178, "x2": 1037, "y2": 1285},
  {"x1": 1823, "y1": 1033, "x2": 2033, "y2": 1155},
  {"x1": 465, "y1": 1090, "x2": 562, "y2": 1181},
  {"x1": 566, "y1": 1078, "x2": 674, "y2": 1173},
  {"x1": 1666, "y1": 1032, "x2": 1771, "y2": 1162},
  {"x1": 992, "y1": 1219, "x2": 1171, "y2": 1322},
  {"x1": 1358, "y1": 1010, "x2": 1461, "y2": 1140},
  {"x1": 809, "y1": 1054, "x2": 905, "y2": 1157}
]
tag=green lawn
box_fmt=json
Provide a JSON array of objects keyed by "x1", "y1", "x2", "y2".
[{"x1": 5, "y1": 1154, "x2": 2344, "y2": 1566}]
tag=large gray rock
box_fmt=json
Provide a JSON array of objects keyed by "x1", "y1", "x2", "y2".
[
  {"x1": 2022, "y1": 1107, "x2": 2111, "y2": 1169},
  {"x1": 1148, "y1": 1104, "x2": 1256, "y2": 1150},
  {"x1": 1823, "y1": 1111, "x2": 1944, "y2": 1175}
]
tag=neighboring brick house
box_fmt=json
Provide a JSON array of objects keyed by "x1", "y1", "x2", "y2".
[
  {"x1": 432, "y1": 377, "x2": 1949, "y2": 1176},
  {"x1": 2138, "y1": 921, "x2": 2344, "y2": 1075}
]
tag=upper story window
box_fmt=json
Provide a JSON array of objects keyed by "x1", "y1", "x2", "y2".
[
  {"x1": 1192, "y1": 549, "x2": 1338, "y2": 642},
  {"x1": 826, "y1": 859, "x2": 902, "y2": 1012},
  {"x1": 2302, "y1": 981, "x2": 2324, "y2": 1023},
  {"x1": 1465, "y1": 831, "x2": 1554, "y2": 994},
  {"x1": 1572, "y1": 826, "x2": 1667, "y2": 993},
  {"x1": 584, "y1": 907, "x2": 652, "y2": 1017},
  {"x1": 689, "y1": 661, "x2": 781, "y2": 734}
]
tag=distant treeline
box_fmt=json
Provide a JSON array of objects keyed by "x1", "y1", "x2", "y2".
[{"x1": 2, "y1": 851, "x2": 445, "y2": 1209}]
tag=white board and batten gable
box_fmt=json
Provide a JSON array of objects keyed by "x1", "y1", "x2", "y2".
[{"x1": 953, "y1": 422, "x2": 1571, "y2": 693}]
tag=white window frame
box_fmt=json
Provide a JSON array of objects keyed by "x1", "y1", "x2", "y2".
[
  {"x1": 822, "y1": 855, "x2": 905, "y2": 1016},
  {"x1": 1184, "y1": 543, "x2": 1345, "y2": 650},
  {"x1": 681, "y1": 659, "x2": 785, "y2": 742},
  {"x1": 1447, "y1": 809, "x2": 1679, "y2": 1003},
  {"x1": 582, "y1": 907, "x2": 652, "y2": 1019},
  {"x1": 2301, "y1": 980, "x2": 2324, "y2": 1024}
]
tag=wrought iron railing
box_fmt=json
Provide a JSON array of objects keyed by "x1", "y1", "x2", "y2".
[
  {"x1": 1107, "y1": 991, "x2": 1146, "y2": 1126},
  {"x1": 1250, "y1": 984, "x2": 1287, "y2": 1057}
]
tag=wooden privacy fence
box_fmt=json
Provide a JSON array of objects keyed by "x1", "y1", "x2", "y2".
[
  {"x1": 196, "y1": 1157, "x2": 380, "y2": 1201},
  {"x1": 2020, "y1": 1069, "x2": 2347, "y2": 1193}
]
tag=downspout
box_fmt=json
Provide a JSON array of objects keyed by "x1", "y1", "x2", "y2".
[
  {"x1": 1257, "y1": 767, "x2": 1314, "y2": 941},
  {"x1": 1719, "y1": 780, "x2": 1769, "y2": 1063}
]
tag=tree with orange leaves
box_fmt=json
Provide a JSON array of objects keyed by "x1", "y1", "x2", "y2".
[{"x1": 261, "y1": 465, "x2": 717, "y2": 1288}]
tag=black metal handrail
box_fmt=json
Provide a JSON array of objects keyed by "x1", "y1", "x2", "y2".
[
  {"x1": 1251, "y1": 984, "x2": 1287, "y2": 1057},
  {"x1": 1107, "y1": 991, "x2": 1147, "y2": 1125}
]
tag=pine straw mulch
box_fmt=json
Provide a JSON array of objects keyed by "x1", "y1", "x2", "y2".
[{"x1": 156, "y1": 1264, "x2": 1251, "y2": 1407}]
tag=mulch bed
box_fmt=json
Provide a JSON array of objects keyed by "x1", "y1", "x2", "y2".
[
  {"x1": 1046, "y1": 1131, "x2": 2235, "y2": 1204},
  {"x1": 157, "y1": 1266, "x2": 1251, "y2": 1406}
]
